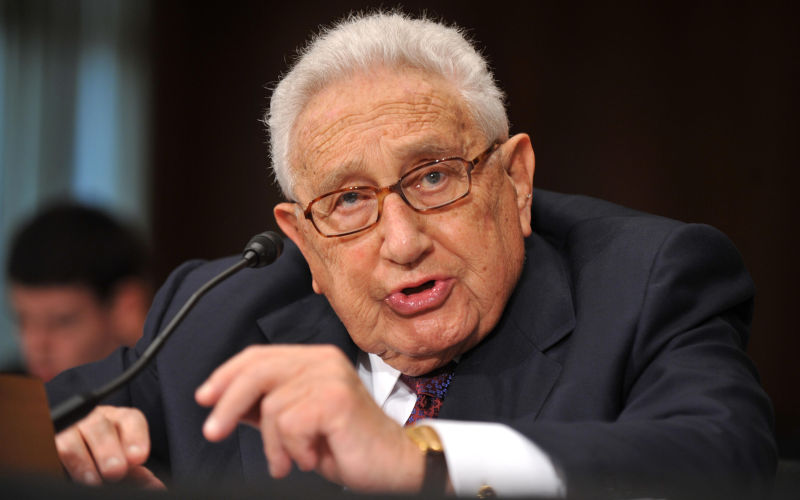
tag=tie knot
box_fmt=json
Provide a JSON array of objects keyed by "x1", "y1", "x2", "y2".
[{"x1": 399, "y1": 362, "x2": 455, "y2": 400}]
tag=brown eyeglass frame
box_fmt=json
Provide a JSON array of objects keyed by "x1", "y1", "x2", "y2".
[{"x1": 300, "y1": 143, "x2": 501, "y2": 238}]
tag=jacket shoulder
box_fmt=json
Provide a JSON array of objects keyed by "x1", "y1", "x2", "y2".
[
  {"x1": 144, "y1": 238, "x2": 314, "y2": 344},
  {"x1": 531, "y1": 189, "x2": 680, "y2": 247},
  {"x1": 530, "y1": 190, "x2": 749, "y2": 307}
]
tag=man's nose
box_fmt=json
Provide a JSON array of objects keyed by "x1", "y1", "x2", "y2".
[{"x1": 377, "y1": 193, "x2": 432, "y2": 266}]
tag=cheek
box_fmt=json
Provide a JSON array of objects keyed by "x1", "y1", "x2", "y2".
[
  {"x1": 301, "y1": 236, "x2": 341, "y2": 294},
  {"x1": 347, "y1": 244, "x2": 377, "y2": 269},
  {"x1": 322, "y1": 241, "x2": 378, "y2": 284},
  {"x1": 484, "y1": 179, "x2": 524, "y2": 243},
  {"x1": 64, "y1": 323, "x2": 97, "y2": 350},
  {"x1": 19, "y1": 332, "x2": 41, "y2": 352},
  {"x1": 464, "y1": 186, "x2": 525, "y2": 289},
  {"x1": 444, "y1": 191, "x2": 513, "y2": 260},
  {"x1": 307, "y1": 239, "x2": 381, "y2": 327}
]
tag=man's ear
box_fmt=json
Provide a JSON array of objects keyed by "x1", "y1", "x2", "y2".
[
  {"x1": 108, "y1": 278, "x2": 151, "y2": 347},
  {"x1": 502, "y1": 133, "x2": 536, "y2": 237},
  {"x1": 274, "y1": 202, "x2": 324, "y2": 294}
]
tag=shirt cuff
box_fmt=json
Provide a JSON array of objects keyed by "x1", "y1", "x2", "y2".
[{"x1": 422, "y1": 419, "x2": 566, "y2": 497}]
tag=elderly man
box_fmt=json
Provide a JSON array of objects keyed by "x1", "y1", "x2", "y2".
[{"x1": 47, "y1": 12, "x2": 775, "y2": 498}]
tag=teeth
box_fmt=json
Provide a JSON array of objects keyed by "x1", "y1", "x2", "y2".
[{"x1": 401, "y1": 280, "x2": 436, "y2": 295}]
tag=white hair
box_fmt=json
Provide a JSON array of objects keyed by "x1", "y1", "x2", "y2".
[{"x1": 266, "y1": 11, "x2": 510, "y2": 199}]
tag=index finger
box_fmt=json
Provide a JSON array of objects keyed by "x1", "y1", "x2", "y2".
[
  {"x1": 195, "y1": 345, "x2": 297, "y2": 406},
  {"x1": 199, "y1": 360, "x2": 285, "y2": 442}
]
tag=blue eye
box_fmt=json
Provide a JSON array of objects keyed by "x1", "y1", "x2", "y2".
[
  {"x1": 337, "y1": 191, "x2": 362, "y2": 207},
  {"x1": 423, "y1": 171, "x2": 444, "y2": 185},
  {"x1": 413, "y1": 163, "x2": 458, "y2": 192}
]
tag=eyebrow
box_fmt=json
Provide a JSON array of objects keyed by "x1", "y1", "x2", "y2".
[
  {"x1": 313, "y1": 162, "x2": 372, "y2": 197},
  {"x1": 394, "y1": 141, "x2": 455, "y2": 161}
]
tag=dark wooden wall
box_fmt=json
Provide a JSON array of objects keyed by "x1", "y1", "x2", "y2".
[{"x1": 148, "y1": 2, "x2": 799, "y2": 456}]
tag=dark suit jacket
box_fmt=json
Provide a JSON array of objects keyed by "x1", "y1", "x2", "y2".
[{"x1": 47, "y1": 190, "x2": 776, "y2": 498}]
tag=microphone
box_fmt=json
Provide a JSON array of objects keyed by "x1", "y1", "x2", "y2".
[
  {"x1": 243, "y1": 231, "x2": 283, "y2": 268},
  {"x1": 51, "y1": 231, "x2": 284, "y2": 432}
]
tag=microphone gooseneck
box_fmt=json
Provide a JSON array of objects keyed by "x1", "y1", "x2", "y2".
[{"x1": 51, "y1": 231, "x2": 284, "y2": 432}]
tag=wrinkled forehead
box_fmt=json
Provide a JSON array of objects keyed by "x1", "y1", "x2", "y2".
[{"x1": 288, "y1": 67, "x2": 484, "y2": 200}]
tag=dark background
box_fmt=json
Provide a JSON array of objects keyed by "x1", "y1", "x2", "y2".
[{"x1": 147, "y1": 2, "x2": 799, "y2": 457}]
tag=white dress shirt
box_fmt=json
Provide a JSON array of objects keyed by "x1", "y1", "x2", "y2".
[{"x1": 356, "y1": 352, "x2": 565, "y2": 497}]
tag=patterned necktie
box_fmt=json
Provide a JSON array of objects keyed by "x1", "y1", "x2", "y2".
[{"x1": 399, "y1": 363, "x2": 455, "y2": 426}]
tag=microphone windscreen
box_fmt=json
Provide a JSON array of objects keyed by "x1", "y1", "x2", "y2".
[{"x1": 243, "y1": 231, "x2": 283, "y2": 268}]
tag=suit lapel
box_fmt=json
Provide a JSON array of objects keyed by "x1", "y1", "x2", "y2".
[
  {"x1": 440, "y1": 232, "x2": 575, "y2": 421},
  {"x1": 256, "y1": 292, "x2": 359, "y2": 360}
]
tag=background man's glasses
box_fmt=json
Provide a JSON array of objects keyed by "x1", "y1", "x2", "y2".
[{"x1": 301, "y1": 144, "x2": 500, "y2": 238}]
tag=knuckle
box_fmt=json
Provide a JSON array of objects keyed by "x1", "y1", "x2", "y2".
[
  {"x1": 58, "y1": 447, "x2": 81, "y2": 469},
  {"x1": 250, "y1": 360, "x2": 274, "y2": 379},
  {"x1": 121, "y1": 407, "x2": 147, "y2": 428},
  {"x1": 275, "y1": 411, "x2": 299, "y2": 436},
  {"x1": 318, "y1": 344, "x2": 344, "y2": 361},
  {"x1": 242, "y1": 344, "x2": 267, "y2": 359},
  {"x1": 57, "y1": 447, "x2": 90, "y2": 477},
  {"x1": 79, "y1": 409, "x2": 109, "y2": 432},
  {"x1": 54, "y1": 430, "x2": 74, "y2": 453},
  {"x1": 323, "y1": 380, "x2": 351, "y2": 401},
  {"x1": 78, "y1": 414, "x2": 98, "y2": 430},
  {"x1": 260, "y1": 395, "x2": 277, "y2": 418},
  {"x1": 262, "y1": 434, "x2": 283, "y2": 461},
  {"x1": 55, "y1": 431, "x2": 89, "y2": 471}
]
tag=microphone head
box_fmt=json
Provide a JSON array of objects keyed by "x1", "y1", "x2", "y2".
[{"x1": 243, "y1": 231, "x2": 283, "y2": 268}]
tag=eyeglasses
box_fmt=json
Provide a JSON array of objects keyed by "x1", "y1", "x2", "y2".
[{"x1": 300, "y1": 143, "x2": 500, "y2": 238}]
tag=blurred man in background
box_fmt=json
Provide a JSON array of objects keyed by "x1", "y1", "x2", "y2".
[{"x1": 5, "y1": 202, "x2": 152, "y2": 382}]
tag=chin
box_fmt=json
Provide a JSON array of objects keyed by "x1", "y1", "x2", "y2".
[
  {"x1": 384, "y1": 353, "x2": 454, "y2": 376},
  {"x1": 388, "y1": 332, "x2": 476, "y2": 374},
  {"x1": 361, "y1": 308, "x2": 480, "y2": 371}
]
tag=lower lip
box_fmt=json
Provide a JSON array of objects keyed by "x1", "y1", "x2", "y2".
[{"x1": 384, "y1": 279, "x2": 454, "y2": 316}]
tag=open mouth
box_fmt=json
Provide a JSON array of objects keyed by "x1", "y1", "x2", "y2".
[
  {"x1": 385, "y1": 278, "x2": 454, "y2": 316},
  {"x1": 402, "y1": 280, "x2": 436, "y2": 295}
]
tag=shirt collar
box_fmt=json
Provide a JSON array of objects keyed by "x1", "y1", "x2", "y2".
[{"x1": 357, "y1": 352, "x2": 402, "y2": 406}]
